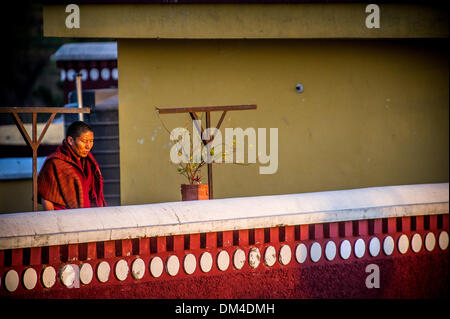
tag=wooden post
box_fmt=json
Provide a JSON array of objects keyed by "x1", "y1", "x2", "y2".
[
  {"x1": 205, "y1": 111, "x2": 213, "y2": 199},
  {"x1": 75, "y1": 74, "x2": 84, "y2": 122},
  {"x1": 32, "y1": 113, "x2": 38, "y2": 211}
]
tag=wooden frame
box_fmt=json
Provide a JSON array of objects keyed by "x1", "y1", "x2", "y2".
[
  {"x1": 156, "y1": 104, "x2": 257, "y2": 199},
  {"x1": 0, "y1": 107, "x2": 90, "y2": 211}
]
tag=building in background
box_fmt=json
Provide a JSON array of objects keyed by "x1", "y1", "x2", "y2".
[
  {"x1": 0, "y1": 42, "x2": 120, "y2": 212},
  {"x1": 51, "y1": 42, "x2": 118, "y2": 104}
]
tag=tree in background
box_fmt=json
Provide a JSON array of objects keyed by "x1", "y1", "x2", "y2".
[
  {"x1": 0, "y1": 1, "x2": 65, "y2": 113},
  {"x1": 0, "y1": 1, "x2": 112, "y2": 124}
]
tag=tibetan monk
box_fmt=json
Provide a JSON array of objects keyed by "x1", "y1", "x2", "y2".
[{"x1": 38, "y1": 121, "x2": 106, "y2": 210}]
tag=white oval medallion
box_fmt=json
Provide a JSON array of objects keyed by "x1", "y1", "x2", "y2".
[
  {"x1": 411, "y1": 233, "x2": 422, "y2": 253},
  {"x1": 340, "y1": 240, "x2": 352, "y2": 260},
  {"x1": 325, "y1": 241, "x2": 337, "y2": 261},
  {"x1": 383, "y1": 236, "x2": 395, "y2": 255},
  {"x1": 67, "y1": 69, "x2": 76, "y2": 81},
  {"x1": 183, "y1": 254, "x2": 197, "y2": 275},
  {"x1": 233, "y1": 249, "x2": 246, "y2": 270},
  {"x1": 79, "y1": 263, "x2": 93, "y2": 285},
  {"x1": 149, "y1": 257, "x2": 164, "y2": 278},
  {"x1": 90, "y1": 68, "x2": 99, "y2": 81},
  {"x1": 295, "y1": 243, "x2": 308, "y2": 264},
  {"x1": 112, "y1": 68, "x2": 119, "y2": 80},
  {"x1": 279, "y1": 245, "x2": 292, "y2": 265},
  {"x1": 60, "y1": 69, "x2": 66, "y2": 82},
  {"x1": 217, "y1": 251, "x2": 230, "y2": 271},
  {"x1": 60, "y1": 264, "x2": 76, "y2": 287},
  {"x1": 111, "y1": 68, "x2": 119, "y2": 81},
  {"x1": 41, "y1": 266, "x2": 56, "y2": 288},
  {"x1": 79, "y1": 68, "x2": 88, "y2": 81},
  {"x1": 115, "y1": 259, "x2": 129, "y2": 281},
  {"x1": 248, "y1": 247, "x2": 261, "y2": 269},
  {"x1": 23, "y1": 268, "x2": 38, "y2": 290},
  {"x1": 101, "y1": 68, "x2": 111, "y2": 81},
  {"x1": 310, "y1": 242, "x2": 322, "y2": 262},
  {"x1": 5, "y1": 270, "x2": 19, "y2": 292},
  {"x1": 398, "y1": 234, "x2": 409, "y2": 254},
  {"x1": 200, "y1": 252, "x2": 213, "y2": 273},
  {"x1": 354, "y1": 238, "x2": 366, "y2": 258},
  {"x1": 264, "y1": 246, "x2": 277, "y2": 267},
  {"x1": 96, "y1": 261, "x2": 111, "y2": 283},
  {"x1": 369, "y1": 237, "x2": 381, "y2": 257},
  {"x1": 131, "y1": 258, "x2": 146, "y2": 280},
  {"x1": 425, "y1": 232, "x2": 436, "y2": 252},
  {"x1": 166, "y1": 255, "x2": 180, "y2": 277},
  {"x1": 438, "y1": 231, "x2": 449, "y2": 250}
]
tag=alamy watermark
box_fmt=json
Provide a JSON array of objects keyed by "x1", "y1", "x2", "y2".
[
  {"x1": 64, "y1": 3, "x2": 381, "y2": 30},
  {"x1": 65, "y1": 4, "x2": 80, "y2": 29},
  {"x1": 365, "y1": 4, "x2": 380, "y2": 29},
  {"x1": 365, "y1": 264, "x2": 380, "y2": 289},
  {"x1": 169, "y1": 120, "x2": 279, "y2": 175}
]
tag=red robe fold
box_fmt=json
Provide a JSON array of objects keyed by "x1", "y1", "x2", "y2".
[{"x1": 37, "y1": 138, "x2": 106, "y2": 209}]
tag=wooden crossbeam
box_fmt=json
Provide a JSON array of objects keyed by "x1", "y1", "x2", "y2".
[
  {"x1": 0, "y1": 107, "x2": 90, "y2": 114},
  {"x1": 156, "y1": 104, "x2": 256, "y2": 114}
]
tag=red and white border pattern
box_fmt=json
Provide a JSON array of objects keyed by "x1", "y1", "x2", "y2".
[{"x1": 0, "y1": 214, "x2": 448, "y2": 296}]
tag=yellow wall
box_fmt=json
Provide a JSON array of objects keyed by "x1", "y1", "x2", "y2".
[
  {"x1": 43, "y1": 3, "x2": 448, "y2": 39},
  {"x1": 118, "y1": 39, "x2": 449, "y2": 205},
  {"x1": 0, "y1": 179, "x2": 41, "y2": 213}
]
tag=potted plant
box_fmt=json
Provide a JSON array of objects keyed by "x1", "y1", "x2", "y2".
[
  {"x1": 177, "y1": 156, "x2": 209, "y2": 201},
  {"x1": 169, "y1": 119, "x2": 214, "y2": 201}
]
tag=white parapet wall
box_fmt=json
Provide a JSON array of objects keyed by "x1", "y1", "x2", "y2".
[{"x1": 0, "y1": 183, "x2": 448, "y2": 250}]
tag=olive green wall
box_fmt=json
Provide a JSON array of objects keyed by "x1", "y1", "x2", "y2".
[
  {"x1": 0, "y1": 179, "x2": 41, "y2": 213},
  {"x1": 118, "y1": 39, "x2": 449, "y2": 205},
  {"x1": 43, "y1": 3, "x2": 448, "y2": 39}
]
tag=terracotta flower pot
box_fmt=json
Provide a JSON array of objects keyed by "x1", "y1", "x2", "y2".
[{"x1": 181, "y1": 184, "x2": 209, "y2": 201}]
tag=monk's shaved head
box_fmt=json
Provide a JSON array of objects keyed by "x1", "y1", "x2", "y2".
[{"x1": 67, "y1": 121, "x2": 93, "y2": 139}]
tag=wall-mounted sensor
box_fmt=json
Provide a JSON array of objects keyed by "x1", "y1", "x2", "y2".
[{"x1": 295, "y1": 84, "x2": 304, "y2": 93}]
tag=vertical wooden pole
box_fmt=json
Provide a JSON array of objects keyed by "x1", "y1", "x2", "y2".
[
  {"x1": 206, "y1": 111, "x2": 213, "y2": 199},
  {"x1": 76, "y1": 74, "x2": 84, "y2": 122},
  {"x1": 32, "y1": 112, "x2": 38, "y2": 212}
]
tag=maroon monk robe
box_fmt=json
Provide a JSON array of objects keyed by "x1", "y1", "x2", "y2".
[{"x1": 37, "y1": 138, "x2": 106, "y2": 209}]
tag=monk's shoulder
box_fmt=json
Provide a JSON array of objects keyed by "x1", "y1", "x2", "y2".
[{"x1": 43, "y1": 156, "x2": 74, "y2": 171}]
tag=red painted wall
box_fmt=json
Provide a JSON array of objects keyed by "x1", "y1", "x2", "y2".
[{"x1": 1, "y1": 215, "x2": 448, "y2": 299}]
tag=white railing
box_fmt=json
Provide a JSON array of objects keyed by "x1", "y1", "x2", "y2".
[{"x1": 0, "y1": 183, "x2": 448, "y2": 250}]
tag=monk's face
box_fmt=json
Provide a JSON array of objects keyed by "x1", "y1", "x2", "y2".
[{"x1": 68, "y1": 130, "x2": 94, "y2": 158}]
